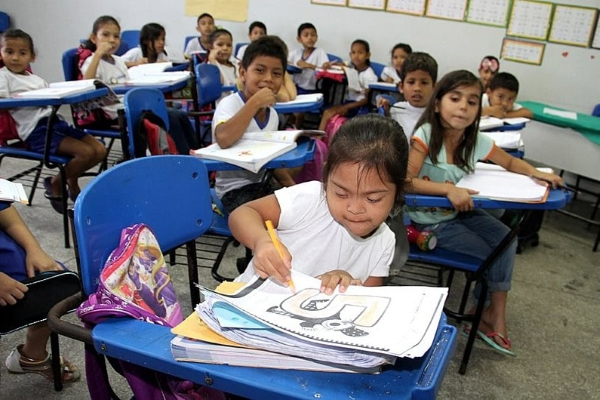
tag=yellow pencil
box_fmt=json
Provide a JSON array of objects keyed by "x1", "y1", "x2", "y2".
[{"x1": 265, "y1": 220, "x2": 296, "y2": 292}]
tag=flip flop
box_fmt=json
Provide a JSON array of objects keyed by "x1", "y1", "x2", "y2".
[
  {"x1": 5, "y1": 344, "x2": 81, "y2": 384},
  {"x1": 476, "y1": 331, "x2": 517, "y2": 357},
  {"x1": 43, "y1": 177, "x2": 64, "y2": 214}
]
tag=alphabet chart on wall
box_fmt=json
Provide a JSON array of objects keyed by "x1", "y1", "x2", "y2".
[
  {"x1": 593, "y1": 15, "x2": 600, "y2": 50},
  {"x1": 425, "y1": 0, "x2": 468, "y2": 21},
  {"x1": 548, "y1": 5, "x2": 597, "y2": 47},
  {"x1": 507, "y1": 0, "x2": 554, "y2": 41},
  {"x1": 386, "y1": 0, "x2": 426, "y2": 16},
  {"x1": 466, "y1": 0, "x2": 512, "y2": 27},
  {"x1": 501, "y1": 37, "x2": 546, "y2": 65},
  {"x1": 348, "y1": 0, "x2": 386, "y2": 10}
]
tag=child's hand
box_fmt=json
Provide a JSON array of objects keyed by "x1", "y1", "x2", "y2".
[
  {"x1": 486, "y1": 105, "x2": 506, "y2": 118},
  {"x1": 447, "y1": 185, "x2": 478, "y2": 212},
  {"x1": 252, "y1": 236, "x2": 293, "y2": 286},
  {"x1": 25, "y1": 248, "x2": 62, "y2": 278},
  {"x1": 137, "y1": 58, "x2": 148, "y2": 66},
  {"x1": 376, "y1": 96, "x2": 390, "y2": 110},
  {"x1": 249, "y1": 87, "x2": 277, "y2": 109},
  {"x1": 96, "y1": 42, "x2": 115, "y2": 56},
  {"x1": 297, "y1": 60, "x2": 315, "y2": 69},
  {"x1": 533, "y1": 172, "x2": 564, "y2": 189},
  {"x1": 0, "y1": 272, "x2": 28, "y2": 306},
  {"x1": 317, "y1": 270, "x2": 362, "y2": 295}
]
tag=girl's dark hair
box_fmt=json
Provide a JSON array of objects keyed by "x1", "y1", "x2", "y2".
[
  {"x1": 415, "y1": 70, "x2": 483, "y2": 172},
  {"x1": 392, "y1": 43, "x2": 412, "y2": 56},
  {"x1": 351, "y1": 39, "x2": 371, "y2": 66},
  {"x1": 323, "y1": 114, "x2": 408, "y2": 209},
  {"x1": 208, "y1": 28, "x2": 232, "y2": 45},
  {"x1": 0, "y1": 28, "x2": 35, "y2": 56},
  {"x1": 249, "y1": 21, "x2": 267, "y2": 35},
  {"x1": 140, "y1": 23, "x2": 166, "y2": 60},
  {"x1": 82, "y1": 15, "x2": 120, "y2": 52},
  {"x1": 241, "y1": 35, "x2": 287, "y2": 70}
]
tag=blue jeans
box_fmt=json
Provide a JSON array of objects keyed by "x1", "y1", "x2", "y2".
[{"x1": 415, "y1": 209, "x2": 517, "y2": 300}]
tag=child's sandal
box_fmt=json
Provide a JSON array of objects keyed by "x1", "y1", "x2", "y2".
[{"x1": 5, "y1": 344, "x2": 81, "y2": 384}]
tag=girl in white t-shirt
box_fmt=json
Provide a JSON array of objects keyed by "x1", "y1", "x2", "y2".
[
  {"x1": 121, "y1": 23, "x2": 186, "y2": 68},
  {"x1": 231, "y1": 114, "x2": 409, "y2": 294},
  {"x1": 207, "y1": 29, "x2": 238, "y2": 103}
]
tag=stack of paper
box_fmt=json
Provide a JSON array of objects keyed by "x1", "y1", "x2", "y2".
[
  {"x1": 0, "y1": 179, "x2": 28, "y2": 204},
  {"x1": 482, "y1": 130, "x2": 522, "y2": 150},
  {"x1": 456, "y1": 162, "x2": 549, "y2": 203},
  {"x1": 171, "y1": 271, "x2": 448, "y2": 372}
]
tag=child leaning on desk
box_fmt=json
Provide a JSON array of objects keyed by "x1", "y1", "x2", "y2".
[
  {"x1": 405, "y1": 70, "x2": 562, "y2": 355},
  {"x1": 288, "y1": 22, "x2": 330, "y2": 94},
  {"x1": 80, "y1": 16, "x2": 198, "y2": 154},
  {"x1": 0, "y1": 203, "x2": 80, "y2": 384},
  {"x1": 481, "y1": 72, "x2": 532, "y2": 119},
  {"x1": 377, "y1": 52, "x2": 437, "y2": 141},
  {"x1": 0, "y1": 29, "x2": 107, "y2": 212},
  {"x1": 380, "y1": 42, "x2": 412, "y2": 85},
  {"x1": 121, "y1": 23, "x2": 186, "y2": 68},
  {"x1": 212, "y1": 36, "x2": 293, "y2": 213},
  {"x1": 207, "y1": 28, "x2": 238, "y2": 103},
  {"x1": 230, "y1": 114, "x2": 408, "y2": 294}
]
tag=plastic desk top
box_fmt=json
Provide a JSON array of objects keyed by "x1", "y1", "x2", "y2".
[
  {"x1": 274, "y1": 95, "x2": 324, "y2": 114},
  {"x1": 111, "y1": 75, "x2": 190, "y2": 95},
  {"x1": 92, "y1": 314, "x2": 457, "y2": 400},
  {"x1": 520, "y1": 101, "x2": 600, "y2": 145},
  {"x1": 0, "y1": 88, "x2": 109, "y2": 108}
]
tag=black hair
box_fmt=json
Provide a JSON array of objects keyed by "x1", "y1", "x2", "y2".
[
  {"x1": 197, "y1": 13, "x2": 214, "y2": 24},
  {"x1": 488, "y1": 72, "x2": 520, "y2": 94},
  {"x1": 249, "y1": 21, "x2": 267, "y2": 35},
  {"x1": 0, "y1": 28, "x2": 35, "y2": 56},
  {"x1": 241, "y1": 35, "x2": 287, "y2": 70},
  {"x1": 399, "y1": 52, "x2": 438, "y2": 83},
  {"x1": 323, "y1": 114, "x2": 408, "y2": 209},
  {"x1": 208, "y1": 28, "x2": 232, "y2": 46},
  {"x1": 82, "y1": 15, "x2": 120, "y2": 52},
  {"x1": 297, "y1": 23, "x2": 316, "y2": 37},
  {"x1": 392, "y1": 43, "x2": 412, "y2": 56},
  {"x1": 351, "y1": 39, "x2": 371, "y2": 67},
  {"x1": 415, "y1": 70, "x2": 483, "y2": 172},
  {"x1": 140, "y1": 23, "x2": 166, "y2": 60}
]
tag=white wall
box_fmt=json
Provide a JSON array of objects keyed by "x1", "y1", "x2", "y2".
[{"x1": 2, "y1": 0, "x2": 599, "y2": 113}]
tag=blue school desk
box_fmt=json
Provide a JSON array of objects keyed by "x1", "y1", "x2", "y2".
[
  {"x1": 274, "y1": 94, "x2": 324, "y2": 114},
  {"x1": 92, "y1": 313, "x2": 456, "y2": 400},
  {"x1": 111, "y1": 73, "x2": 191, "y2": 95},
  {"x1": 200, "y1": 139, "x2": 315, "y2": 172}
]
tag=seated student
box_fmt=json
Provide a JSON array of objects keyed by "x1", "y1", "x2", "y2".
[
  {"x1": 381, "y1": 43, "x2": 412, "y2": 85},
  {"x1": 0, "y1": 29, "x2": 107, "y2": 211},
  {"x1": 377, "y1": 52, "x2": 437, "y2": 141},
  {"x1": 80, "y1": 16, "x2": 198, "y2": 153},
  {"x1": 121, "y1": 23, "x2": 186, "y2": 67},
  {"x1": 405, "y1": 70, "x2": 563, "y2": 355},
  {"x1": 235, "y1": 21, "x2": 267, "y2": 62},
  {"x1": 0, "y1": 204, "x2": 80, "y2": 384},
  {"x1": 212, "y1": 36, "x2": 291, "y2": 213},
  {"x1": 481, "y1": 72, "x2": 533, "y2": 119},
  {"x1": 184, "y1": 13, "x2": 216, "y2": 61},
  {"x1": 207, "y1": 28, "x2": 238, "y2": 103},
  {"x1": 318, "y1": 39, "x2": 378, "y2": 132},
  {"x1": 230, "y1": 114, "x2": 408, "y2": 292},
  {"x1": 478, "y1": 55, "x2": 499, "y2": 91},
  {"x1": 288, "y1": 22, "x2": 330, "y2": 94}
]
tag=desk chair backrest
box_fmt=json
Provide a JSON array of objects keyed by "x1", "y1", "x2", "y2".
[
  {"x1": 195, "y1": 63, "x2": 223, "y2": 108},
  {"x1": 370, "y1": 61, "x2": 385, "y2": 79},
  {"x1": 327, "y1": 53, "x2": 343, "y2": 63},
  {"x1": 593, "y1": 103, "x2": 600, "y2": 118},
  {"x1": 234, "y1": 42, "x2": 248, "y2": 59},
  {"x1": 123, "y1": 88, "x2": 170, "y2": 158},
  {"x1": 184, "y1": 35, "x2": 196, "y2": 50},
  {"x1": 0, "y1": 12, "x2": 9, "y2": 32},
  {"x1": 62, "y1": 48, "x2": 79, "y2": 81},
  {"x1": 73, "y1": 155, "x2": 213, "y2": 296},
  {"x1": 121, "y1": 29, "x2": 140, "y2": 50}
]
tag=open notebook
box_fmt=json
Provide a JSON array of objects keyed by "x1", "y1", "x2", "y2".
[{"x1": 456, "y1": 163, "x2": 550, "y2": 203}]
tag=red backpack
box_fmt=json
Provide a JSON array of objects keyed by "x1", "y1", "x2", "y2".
[{"x1": 133, "y1": 110, "x2": 179, "y2": 157}]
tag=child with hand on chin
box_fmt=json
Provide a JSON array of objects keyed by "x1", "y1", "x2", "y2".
[
  {"x1": 230, "y1": 114, "x2": 408, "y2": 294},
  {"x1": 405, "y1": 70, "x2": 562, "y2": 355}
]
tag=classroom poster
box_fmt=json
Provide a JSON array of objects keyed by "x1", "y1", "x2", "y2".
[
  {"x1": 501, "y1": 37, "x2": 545, "y2": 65},
  {"x1": 386, "y1": 0, "x2": 426, "y2": 16},
  {"x1": 185, "y1": 0, "x2": 248, "y2": 22},
  {"x1": 507, "y1": 0, "x2": 553, "y2": 41},
  {"x1": 548, "y1": 5, "x2": 597, "y2": 47},
  {"x1": 466, "y1": 0, "x2": 512, "y2": 27},
  {"x1": 348, "y1": 0, "x2": 386, "y2": 10},
  {"x1": 425, "y1": 0, "x2": 468, "y2": 22}
]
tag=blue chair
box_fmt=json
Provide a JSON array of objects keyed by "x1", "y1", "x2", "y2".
[
  {"x1": 234, "y1": 42, "x2": 248, "y2": 59},
  {"x1": 61, "y1": 47, "x2": 124, "y2": 166},
  {"x1": 190, "y1": 63, "x2": 222, "y2": 145},
  {"x1": 0, "y1": 11, "x2": 10, "y2": 32},
  {"x1": 184, "y1": 35, "x2": 197, "y2": 51},
  {"x1": 327, "y1": 53, "x2": 343, "y2": 63},
  {"x1": 120, "y1": 29, "x2": 140, "y2": 50},
  {"x1": 370, "y1": 61, "x2": 385, "y2": 79}
]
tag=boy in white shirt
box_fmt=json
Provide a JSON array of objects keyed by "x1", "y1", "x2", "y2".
[
  {"x1": 288, "y1": 23, "x2": 330, "y2": 93},
  {"x1": 377, "y1": 52, "x2": 437, "y2": 141},
  {"x1": 481, "y1": 72, "x2": 533, "y2": 119}
]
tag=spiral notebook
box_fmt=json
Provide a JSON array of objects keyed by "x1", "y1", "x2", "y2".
[{"x1": 198, "y1": 271, "x2": 447, "y2": 359}]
